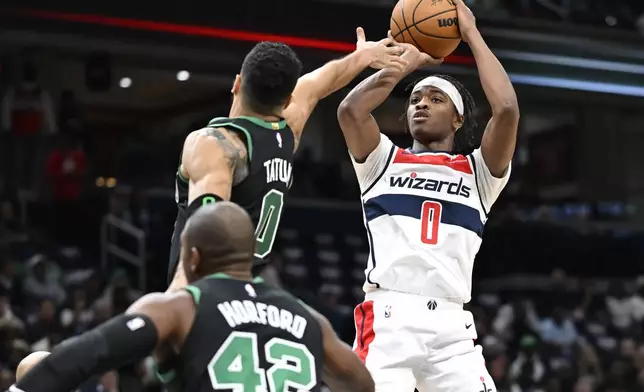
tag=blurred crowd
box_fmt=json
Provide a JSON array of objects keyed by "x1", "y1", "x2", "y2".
[{"x1": 469, "y1": 271, "x2": 644, "y2": 392}]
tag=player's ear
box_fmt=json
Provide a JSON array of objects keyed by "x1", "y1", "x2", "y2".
[
  {"x1": 189, "y1": 246, "x2": 201, "y2": 273},
  {"x1": 231, "y1": 74, "x2": 241, "y2": 95},
  {"x1": 453, "y1": 114, "x2": 464, "y2": 132}
]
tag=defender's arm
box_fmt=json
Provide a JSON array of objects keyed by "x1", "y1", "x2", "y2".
[
  {"x1": 168, "y1": 128, "x2": 250, "y2": 292},
  {"x1": 283, "y1": 28, "x2": 406, "y2": 150},
  {"x1": 13, "y1": 292, "x2": 192, "y2": 392}
]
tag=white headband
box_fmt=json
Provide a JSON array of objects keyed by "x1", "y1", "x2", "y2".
[{"x1": 411, "y1": 76, "x2": 464, "y2": 116}]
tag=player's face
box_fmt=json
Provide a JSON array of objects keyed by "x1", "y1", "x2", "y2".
[{"x1": 407, "y1": 87, "x2": 462, "y2": 145}]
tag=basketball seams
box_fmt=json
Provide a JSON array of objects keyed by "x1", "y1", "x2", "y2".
[
  {"x1": 400, "y1": 0, "x2": 425, "y2": 51},
  {"x1": 411, "y1": 26, "x2": 459, "y2": 41},
  {"x1": 391, "y1": 16, "x2": 403, "y2": 38},
  {"x1": 413, "y1": 8, "x2": 460, "y2": 39},
  {"x1": 392, "y1": 6, "x2": 460, "y2": 40}
]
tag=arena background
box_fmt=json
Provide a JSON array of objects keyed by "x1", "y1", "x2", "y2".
[{"x1": 0, "y1": 0, "x2": 644, "y2": 390}]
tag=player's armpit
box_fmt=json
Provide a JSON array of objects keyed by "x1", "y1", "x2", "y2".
[
  {"x1": 303, "y1": 305, "x2": 375, "y2": 392},
  {"x1": 182, "y1": 128, "x2": 249, "y2": 201},
  {"x1": 347, "y1": 133, "x2": 395, "y2": 193},
  {"x1": 470, "y1": 147, "x2": 511, "y2": 213}
]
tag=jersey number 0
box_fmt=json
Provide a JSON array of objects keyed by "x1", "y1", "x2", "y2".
[
  {"x1": 254, "y1": 190, "x2": 285, "y2": 258},
  {"x1": 209, "y1": 331, "x2": 316, "y2": 391},
  {"x1": 420, "y1": 201, "x2": 442, "y2": 245}
]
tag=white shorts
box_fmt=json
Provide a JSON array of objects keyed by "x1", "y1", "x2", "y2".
[{"x1": 353, "y1": 290, "x2": 496, "y2": 392}]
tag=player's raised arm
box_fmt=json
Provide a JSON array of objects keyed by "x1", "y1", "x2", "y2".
[
  {"x1": 455, "y1": 0, "x2": 519, "y2": 177},
  {"x1": 302, "y1": 304, "x2": 374, "y2": 392},
  {"x1": 12, "y1": 292, "x2": 191, "y2": 392},
  {"x1": 182, "y1": 128, "x2": 249, "y2": 203},
  {"x1": 337, "y1": 40, "x2": 442, "y2": 162},
  {"x1": 283, "y1": 27, "x2": 406, "y2": 150}
]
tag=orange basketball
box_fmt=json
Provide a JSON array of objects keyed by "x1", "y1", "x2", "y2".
[{"x1": 390, "y1": 0, "x2": 461, "y2": 59}]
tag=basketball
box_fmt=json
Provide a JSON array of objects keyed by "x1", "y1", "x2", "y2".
[{"x1": 390, "y1": 0, "x2": 461, "y2": 59}]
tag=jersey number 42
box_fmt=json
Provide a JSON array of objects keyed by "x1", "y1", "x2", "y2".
[{"x1": 209, "y1": 331, "x2": 316, "y2": 391}]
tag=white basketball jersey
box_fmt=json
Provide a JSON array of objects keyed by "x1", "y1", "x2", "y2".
[{"x1": 351, "y1": 134, "x2": 511, "y2": 303}]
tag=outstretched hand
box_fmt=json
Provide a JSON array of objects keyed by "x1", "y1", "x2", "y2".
[
  {"x1": 386, "y1": 31, "x2": 443, "y2": 69},
  {"x1": 355, "y1": 27, "x2": 408, "y2": 72}
]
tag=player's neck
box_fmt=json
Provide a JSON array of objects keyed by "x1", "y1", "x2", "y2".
[
  {"x1": 411, "y1": 139, "x2": 453, "y2": 153},
  {"x1": 229, "y1": 98, "x2": 282, "y2": 122},
  {"x1": 203, "y1": 267, "x2": 253, "y2": 282}
]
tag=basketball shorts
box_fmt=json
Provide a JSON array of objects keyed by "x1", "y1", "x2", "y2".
[{"x1": 353, "y1": 290, "x2": 496, "y2": 392}]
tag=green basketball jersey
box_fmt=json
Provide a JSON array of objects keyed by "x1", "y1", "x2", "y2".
[
  {"x1": 156, "y1": 274, "x2": 323, "y2": 391},
  {"x1": 168, "y1": 116, "x2": 294, "y2": 283}
]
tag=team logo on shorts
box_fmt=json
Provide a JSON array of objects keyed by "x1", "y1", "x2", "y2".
[
  {"x1": 427, "y1": 300, "x2": 437, "y2": 310},
  {"x1": 384, "y1": 305, "x2": 392, "y2": 318}
]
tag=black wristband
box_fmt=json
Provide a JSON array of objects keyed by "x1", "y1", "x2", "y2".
[{"x1": 186, "y1": 193, "x2": 224, "y2": 218}]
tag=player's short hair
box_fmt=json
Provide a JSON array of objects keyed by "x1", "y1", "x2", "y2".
[
  {"x1": 240, "y1": 42, "x2": 303, "y2": 115},
  {"x1": 402, "y1": 74, "x2": 478, "y2": 154}
]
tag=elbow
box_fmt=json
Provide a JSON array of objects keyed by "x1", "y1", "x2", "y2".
[
  {"x1": 337, "y1": 97, "x2": 362, "y2": 123},
  {"x1": 492, "y1": 99, "x2": 520, "y2": 121}
]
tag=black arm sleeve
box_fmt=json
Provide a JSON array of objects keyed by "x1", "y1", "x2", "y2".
[
  {"x1": 14, "y1": 314, "x2": 158, "y2": 392},
  {"x1": 186, "y1": 193, "x2": 224, "y2": 218}
]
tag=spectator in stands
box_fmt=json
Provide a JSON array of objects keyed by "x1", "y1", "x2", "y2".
[
  {"x1": 7, "y1": 340, "x2": 30, "y2": 373},
  {"x1": 605, "y1": 282, "x2": 635, "y2": 335},
  {"x1": 45, "y1": 133, "x2": 87, "y2": 245},
  {"x1": 22, "y1": 255, "x2": 66, "y2": 307},
  {"x1": 540, "y1": 307, "x2": 579, "y2": 351},
  {"x1": 60, "y1": 288, "x2": 94, "y2": 335},
  {"x1": 25, "y1": 298, "x2": 62, "y2": 351},
  {"x1": 573, "y1": 375, "x2": 595, "y2": 392},
  {"x1": 1, "y1": 60, "x2": 56, "y2": 193},
  {"x1": 0, "y1": 317, "x2": 25, "y2": 365},
  {"x1": 94, "y1": 269, "x2": 140, "y2": 315},
  {"x1": 0, "y1": 368, "x2": 13, "y2": 391},
  {"x1": 630, "y1": 281, "x2": 644, "y2": 323},
  {"x1": 508, "y1": 335, "x2": 547, "y2": 391},
  {"x1": 598, "y1": 359, "x2": 636, "y2": 391},
  {"x1": 0, "y1": 288, "x2": 22, "y2": 329},
  {"x1": 493, "y1": 297, "x2": 541, "y2": 346},
  {"x1": 576, "y1": 338, "x2": 603, "y2": 384}
]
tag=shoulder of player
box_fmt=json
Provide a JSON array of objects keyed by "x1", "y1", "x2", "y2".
[
  {"x1": 128, "y1": 291, "x2": 194, "y2": 315},
  {"x1": 185, "y1": 128, "x2": 248, "y2": 159}
]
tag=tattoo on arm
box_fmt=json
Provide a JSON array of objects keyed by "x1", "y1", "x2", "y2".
[{"x1": 202, "y1": 128, "x2": 249, "y2": 185}]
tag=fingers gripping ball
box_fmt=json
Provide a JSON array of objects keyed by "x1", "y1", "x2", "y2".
[{"x1": 390, "y1": 0, "x2": 461, "y2": 59}]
